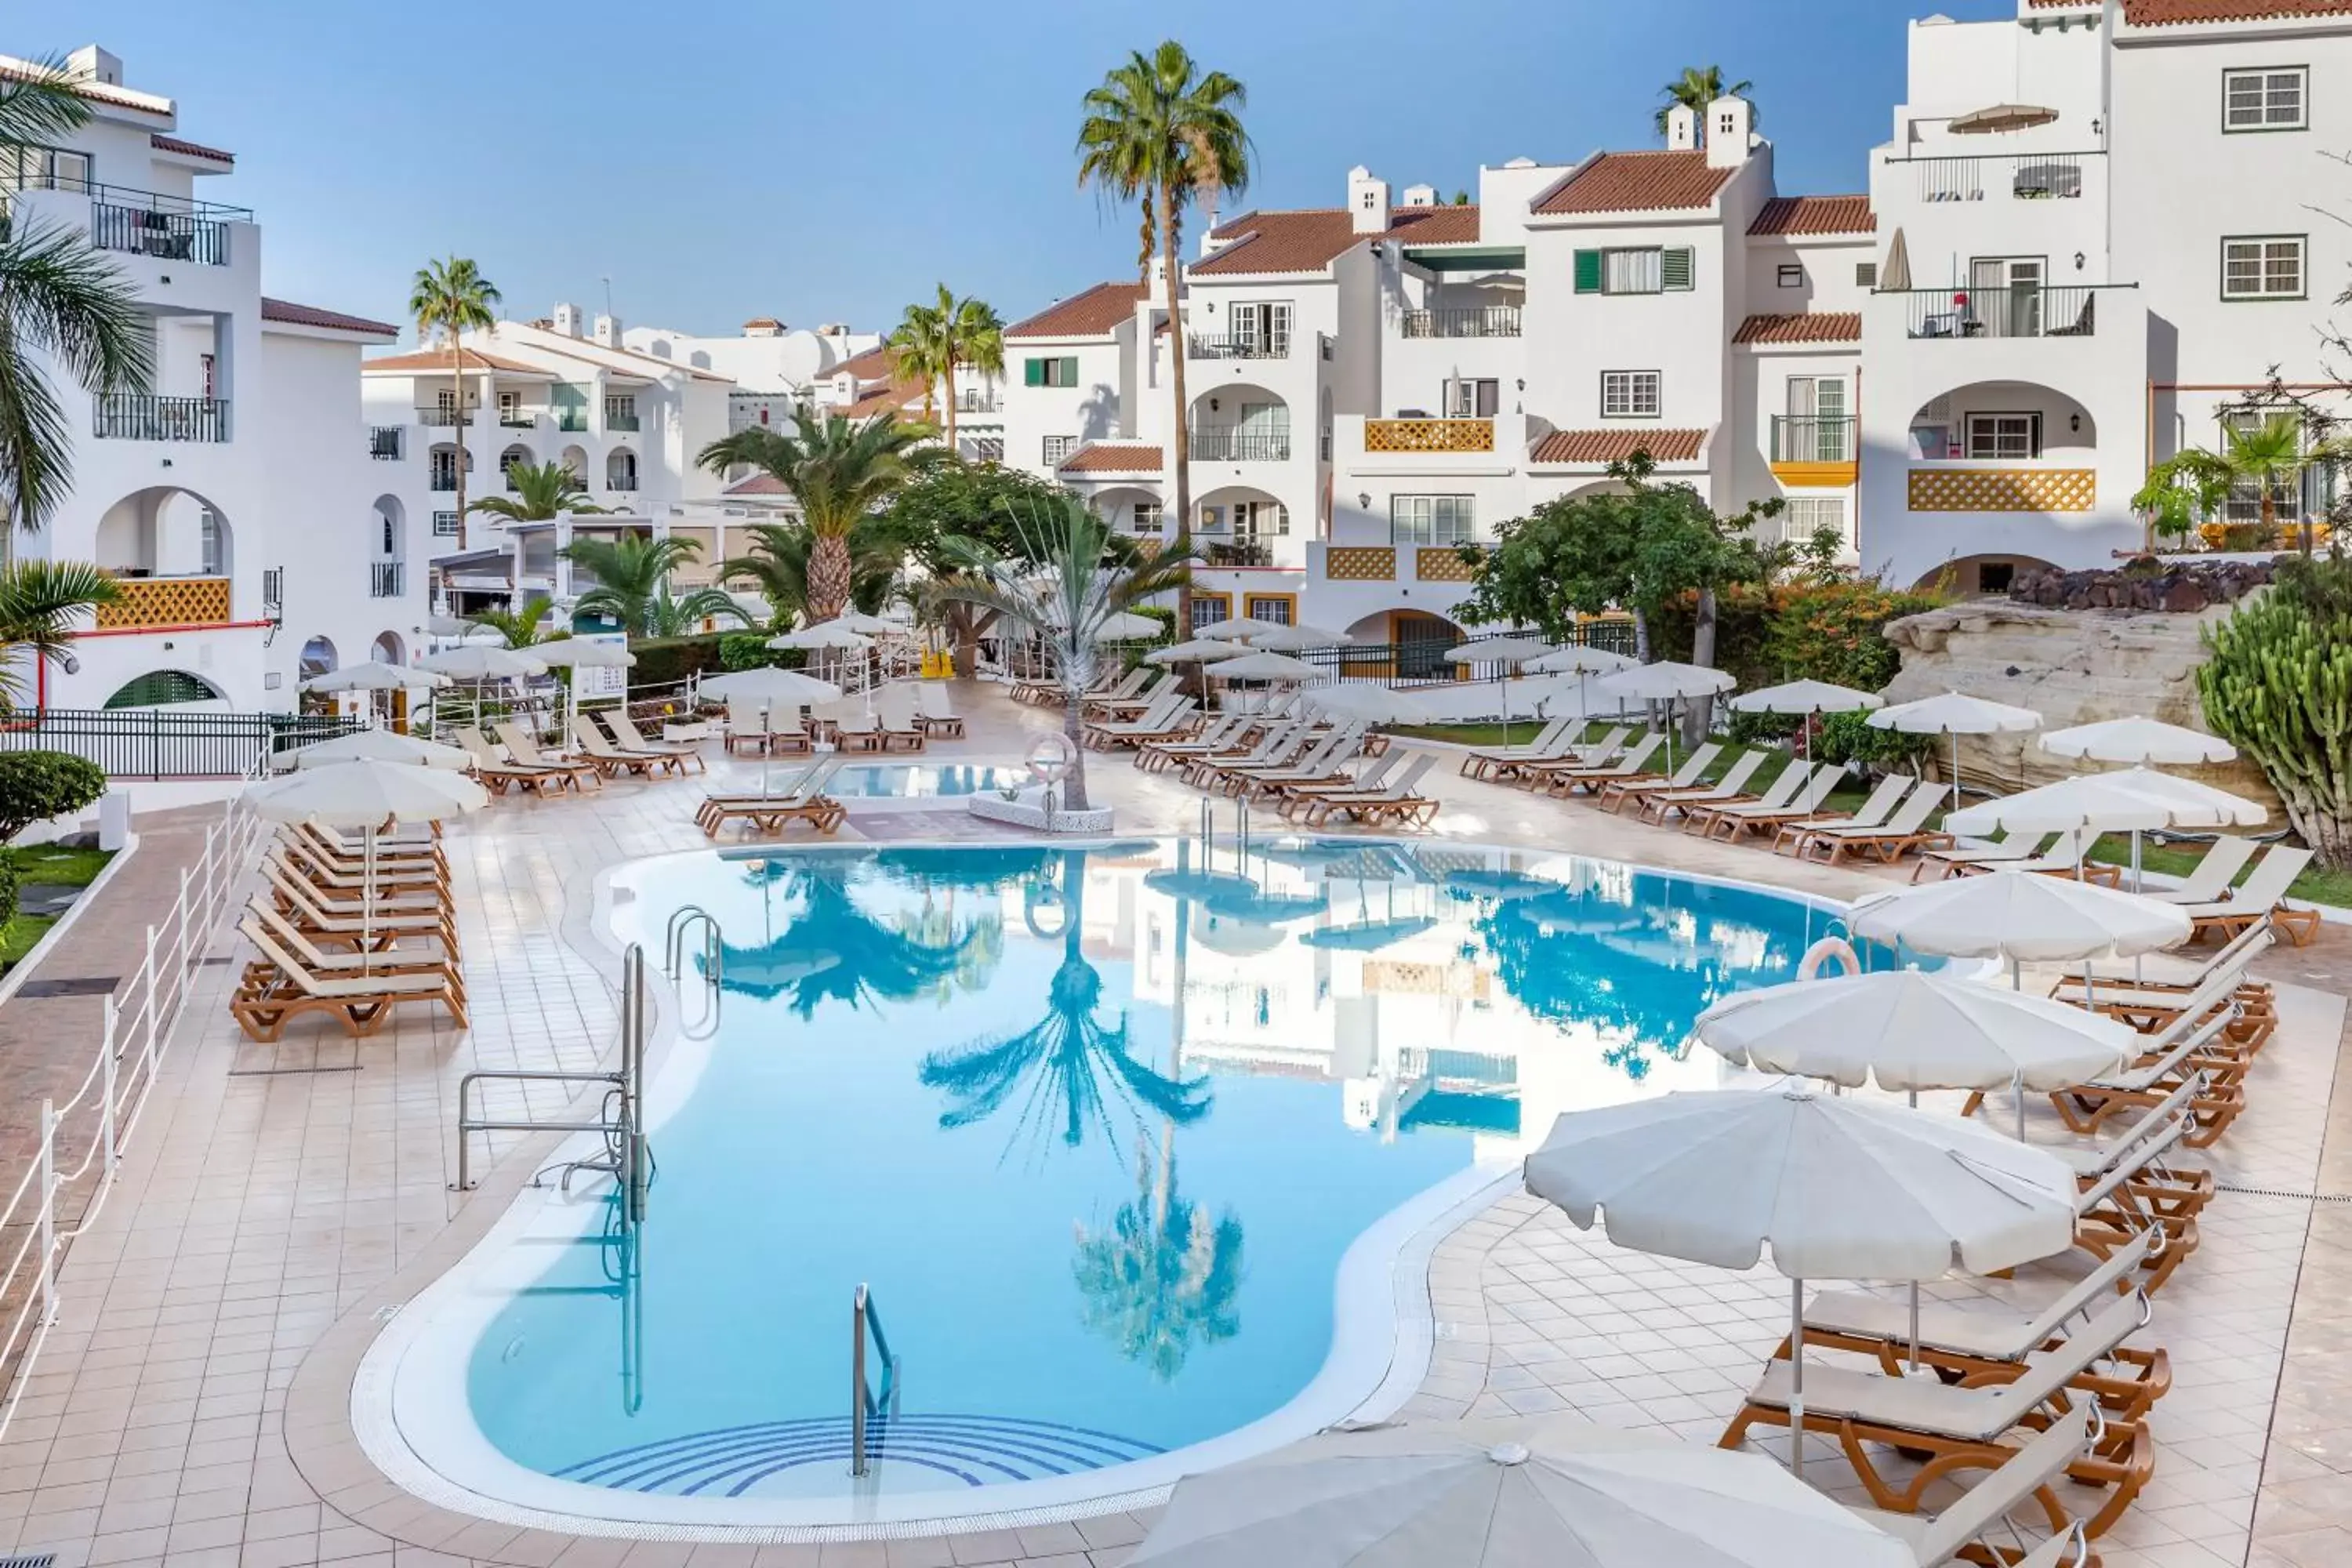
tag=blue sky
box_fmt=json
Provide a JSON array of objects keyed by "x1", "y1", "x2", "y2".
[{"x1": 61, "y1": 0, "x2": 2012, "y2": 344}]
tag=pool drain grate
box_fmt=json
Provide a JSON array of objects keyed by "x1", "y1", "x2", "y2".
[{"x1": 0, "y1": 1553, "x2": 59, "y2": 1568}]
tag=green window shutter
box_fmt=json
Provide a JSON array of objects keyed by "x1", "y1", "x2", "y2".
[
  {"x1": 1061, "y1": 356, "x2": 1079, "y2": 386},
  {"x1": 1661, "y1": 248, "x2": 1695, "y2": 291},
  {"x1": 1573, "y1": 249, "x2": 1602, "y2": 293},
  {"x1": 1024, "y1": 358, "x2": 1044, "y2": 387}
]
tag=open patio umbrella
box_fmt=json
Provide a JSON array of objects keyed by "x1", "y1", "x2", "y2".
[
  {"x1": 1196, "y1": 615, "x2": 1290, "y2": 641},
  {"x1": 2039, "y1": 716, "x2": 2236, "y2": 768},
  {"x1": 1730, "y1": 680, "x2": 1883, "y2": 763},
  {"x1": 826, "y1": 610, "x2": 902, "y2": 637},
  {"x1": 1215, "y1": 650, "x2": 1323, "y2": 683},
  {"x1": 1447, "y1": 636, "x2": 1556, "y2": 736},
  {"x1": 529, "y1": 640, "x2": 636, "y2": 732},
  {"x1": 1526, "y1": 645, "x2": 1637, "y2": 721},
  {"x1": 1127, "y1": 1414, "x2": 1913, "y2": 1568},
  {"x1": 1948, "y1": 767, "x2": 2267, "y2": 896},
  {"x1": 1301, "y1": 684, "x2": 1434, "y2": 724},
  {"x1": 414, "y1": 644, "x2": 550, "y2": 734},
  {"x1": 768, "y1": 622, "x2": 872, "y2": 651},
  {"x1": 1849, "y1": 871, "x2": 2190, "y2": 993},
  {"x1": 697, "y1": 667, "x2": 843, "y2": 705},
  {"x1": 1524, "y1": 1087, "x2": 2076, "y2": 1475},
  {"x1": 1149, "y1": 637, "x2": 1247, "y2": 667},
  {"x1": 1950, "y1": 102, "x2": 2059, "y2": 134},
  {"x1": 1867, "y1": 691, "x2": 2042, "y2": 811},
  {"x1": 423, "y1": 614, "x2": 474, "y2": 638},
  {"x1": 302, "y1": 661, "x2": 451, "y2": 695},
  {"x1": 291, "y1": 728, "x2": 471, "y2": 771},
  {"x1": 1244, "y1": 622, "x2": 1352, "y2": 652},
  {"x1": 1592, "y1": 661, "x2": 1738, "y2": 774},
  {"x1": 1091, "y1": 610, "x2": 1163, "y2": 642}
]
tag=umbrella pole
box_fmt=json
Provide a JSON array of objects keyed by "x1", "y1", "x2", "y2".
[
  {"x1": 1948, "y1": 731, "x2": 1961, "y2": 813},
  {"x1": 361, "y1": 822, "x2": 376, "y2": 977},
  {"x1": 2013, "y1": 1069, "x2": 2026, "y2": 1142},
  {"x1": 1909, "y1": 1283, "x2": 1922, "y2": 1375},
  {"x1": 1789, "y1": 1278, "x2": 1806, "y2": 1478},
  {"x1": 760, "y1": 701, "x2": 771, "y2": 796}
]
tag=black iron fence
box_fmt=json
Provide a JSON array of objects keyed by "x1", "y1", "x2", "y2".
[
  {"x1": 1892, "y1": 285, "x2": 2119, "y2": 340},
  {"x1": 93, "y1": 394, "x2": 230, "y2": 442},
  {"x1": 1293, "y1": 620, "x2": 1639, "y2": 685},
  {"x1": 1400, "y1": 306, "x2": 1522, "y2": 339},
  {"x1": 0, "y1": 709, "x2": 362, "y2": 780},
  {"x1": 92, "y1": 203, "x2": 230, "y2": 265}
]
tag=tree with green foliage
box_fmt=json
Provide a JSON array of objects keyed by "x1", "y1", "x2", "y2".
[
  {"x1": 718, "y1": 519, "x2": 904, "y2": 632},
  {"x1": 883, "y1": 462, "x2": 1074, "y2": 673},
  {"x1": 1657, "y1": 65, "x2": 1755, "y2": 140},
  {"x1": 2139, "y1": 411, "x2": 2340, "y2": 555},
  {"x1": 696, "y1": 410, "x2": 935, "y2": 622},
  {"x1": 0, "y1": 750, "x2": 105, "y2": 842},
  {"x1": 2198, "y1": 550, "x2": 2352, "y2": 866},
  {"x1": 0, "y1": 561, "x2": 120, "y2": 706},
  {"x1": 0, "y1": 60, "x2": 153, "y2": 536},
  {"x1": 887, "y1": 285, "x2": 1004, "y2": 454},
  {"x1": 1078, "y1": 41, "x2": 1250, "y2": 637},
  {"x1": 558, "y1": 533, "x2": 739, "y2": 639},
  {"x1": 408, "y1": 256, "x2": 502, "y2": 549},
  {"x1": 466, "y1": 459, "x2": 607, "y2": 525},
  {"x1": 466, "y1": 596, "x2": 555, "y2": 648}
]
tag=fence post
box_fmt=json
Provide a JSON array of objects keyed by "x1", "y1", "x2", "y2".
[
  {"x1": 148, "y1": 706, "x2": 161, "y2": 782},
  {"x1": 99, "y1": 1000, "x2": 118, "y2": 1178},
  {"x1": 35, "y1": 1101, "x2": 56, "y2": 1327},
  {"x1": 138, "y1": 924, "x2": 158, "y2": 1068}
]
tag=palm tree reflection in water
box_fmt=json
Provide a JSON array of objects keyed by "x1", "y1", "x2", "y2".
[
  {"x1": 1071, "y1": 1147, "x2": 1244, "y2": 1382},
  {"x1": 710, "y1": 855, "x2": 978, "y2": 1016}
]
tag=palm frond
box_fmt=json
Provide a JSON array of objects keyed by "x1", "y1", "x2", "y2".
[{"x1": 0, "y1": 56, "x2": 95, "y2": 151}]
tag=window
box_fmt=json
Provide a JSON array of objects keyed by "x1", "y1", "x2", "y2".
[
  {"x1": 1444, "y1": 379, "x2": 1499, "y2": 418},
  {"x1": 1965, "y1": 412, "x2": 2042, "y2": 459},
  {"x1": 1189, "y1": 593, "x2": 1233, "y2": 632},
  {"x1": 1777, "y1": 495, "x2": 1848, "y2": 548},
  {"x1": 1231, "y1": 500, "x2": 1288, "y2": 539},
  {"x1": 1601, "y1": 371, "x2": 1662, "y2": 419},
  {"x1": 2224, "y1": 67, "x2": 2307, "y2": 132},
  {"x1": 1229, "y1": 302, "x2": 1292, "y2": 357},
  {"x1": 1043, "y1": 435, "x2": 1076, "y2": 464},
  {"x1": 2223, "y1": 235, "x2": 2306, "y2": 300},
  {"x1": 603, "y1": 394, "x2": 639, "y2": 430},
  {"x1": 1023, "y1": 356, "x2": 1081, "y2": 387},
  {"x1": 2220, "y1": 413, "x2": 2322, "y2": 524},
  {"x1": 1132, "y1": 501, "x2": 1163, "y2": 534},
  {"x1": 1782, "y1": 376, "x2": 1850, "y2": 459},
  {"x1": 1390, "y1": 495, "x2": 1478, "y2": 546},
  {"x1": 0, "y1": 143, "x2": 93, "y2": 192},
  {"x1": 1856, "y1": 261, "x2": 1879, "y2": 289},
  {"x1": 433, "y1": 510, "x2": 460, "y2": 537},
  {"x1": 1776, "y1": 263, "x2": 1805, "y2": 289},
  {"x1": 1243, "y1": 595, "x2": 1295, "y2": 625},
  {"x1": 1573, "y1": 246, "x2": 1696, "y2": 295}
]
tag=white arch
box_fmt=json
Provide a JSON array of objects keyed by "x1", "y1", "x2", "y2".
[
  {"x1": 372, "y1": 630, "x2": 406, "y2": 664},
  {"x1": 372, "y1": 493, "x2": 405, "y2": 558},
  {"x1": 91, "y1": 485, "x2": 233, "y2": 578}
]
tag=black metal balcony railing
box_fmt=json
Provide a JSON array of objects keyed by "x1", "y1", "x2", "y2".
[
  {"x1": 1899, "y1": 151, "x2": 2096, "y2": 205},
  {"x1": 1893, "y1": 285, "x2": 2111, "y2": 340},
  {"x1": 0, "y1": 709, "x2": 357, "y2": 782},
  {"x1": 91, "y1": 203, "x2": 230, "y2": 266},
  {"x1": 1190, "y1": 429, "x2": 1291, "y2": 462},
  {"x1": 93, "y1": 394, "x2": 230, "y2": 442},
  {"x1": 604, "y1": 408, "x2": 642, "y2": 432},
  {"x1": 419, "y1": 408, "x2": 474, "y2": 427},
  {"x1": 368, "y1": 426, "x2": 405, "y2": 460},
  {"x1": 1200, "y1": 540, "x2": 1274, "y2": 568},
  {"x1": 1770, "y1": 414, "x2": 1857, "y2": 463},
  {"x1": 370, "y1": 561, "x2": 405, "y2": 599},
  {"x1": 1400, "y1": 306, "x2": 1523, "y2": 339},
  {"x1": 1, "y1": 171, "x2": 251, "y2": 220},
  {"x1": 499, "y1": 411, "x2": 538, "y2": 428},
  {"x1": 1188, "y1": 336, "x2": 1289, "y2": 360},
  {"x1": 955, "y1": 392, "x2": 1002, "y2": 413},
  {"x1": 430, "y1": 471, "x2": 459, "y2": 492}
]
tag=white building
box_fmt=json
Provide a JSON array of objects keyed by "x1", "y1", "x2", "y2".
[
  {"x1": 5, "y1": 45, "x2": 423, "y2": 710},
  {"x1": 621, "y1": 317, "x2": 880, "y2": 438}
]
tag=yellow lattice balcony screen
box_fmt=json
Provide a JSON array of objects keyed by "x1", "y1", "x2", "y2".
[
  {"x1": 1322, "y1": 546, "x2": 1396, "y2": 582},
  {"x1": 1414, "y1": 546, "x2": 1479, "y2": 583},
  {"x1": 96, "y1": 575, "x2": 233, "y2": 630},
  {"x1": 1907, "y1": 467, "x2": 2096, "y2": 514},
  {"x1": 1363, "y1": 418, "x2": 1495, "y2": 454}
]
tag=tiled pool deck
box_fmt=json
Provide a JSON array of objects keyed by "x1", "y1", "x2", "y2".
[{"x1": 0, "y1": 682, "x2": 2347, "y2": 1568}]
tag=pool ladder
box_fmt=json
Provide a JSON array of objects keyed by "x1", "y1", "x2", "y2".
[
  {"x1": 664, "y1": 904, "x2": 723, "y2": 1039},
  {"x1": 851, "y1": 1283, "x2": 901, "y2": 1478}
]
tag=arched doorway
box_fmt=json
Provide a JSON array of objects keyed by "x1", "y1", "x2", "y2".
[
  {"x1": 1915, "y1": 553, "x2": 2060, "y2": 597},
  {"x1": 499, "y1": 445, "x2": 533, "y2": 488},
  {"x1": 607, "y1": 446, "x2": 639, "y2": 495},
  {"x1": 372, "y1": 631, "x2": 405, "y2": 664},
  {"x1": 1342, "y1": 608, "x2": 1464, "y2": 681},
  {"x1": 1189, "y1": 383, "x2": 1290, "y2": 463},
  {"x1": 559, "y1": 444, "x2": 590, "y2": 481},
  {"x1": 103, "y1": 670, "x2": 226, "y2": 709}
]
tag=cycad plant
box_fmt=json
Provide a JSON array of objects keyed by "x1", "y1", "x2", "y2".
[
  {"x1": 0, "y1": 560, "x2": 120, "y2": 706},
  {"x1": 930, "y1": 494, "x2": 1195, "y2": 811},
  {"x1": 697, "y1": 410, "x2": 935, "y2": 622},
  {"x1": 0, "y1": 60, "x2": 153, "y2": 537},
  {"x1": 1077, "y1": 42, "x2": 1250, "y2": 636},
  {"x1": 408, "y1": 257, "x2": 502, "y2": 550},
  {"x1": 558, "y1": 532, "x2": 739, "y2": 638},
  {"x1": 718, "y1": 519, "x2": 902, "y2": 630},
  {"x1": 466, "y1": 459, "x2": 607, "y2": 526}
]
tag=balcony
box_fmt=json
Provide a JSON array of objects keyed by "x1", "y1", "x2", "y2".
[
  {"x1": 1191, "y1": 429, "x2": 1291, "y2": 462},
  {"x1": 604, "y1": 405, "x2": 641, "y2": 432},
  {"x1": 1400, "y1": 306, "x2": 1522, "y2": 339},
  {"x1": 1364, "y1": 418, "x2": 1494, "y2": 454},
  {"x1": 370, "y1": 561, "x2": 406, "y2": 599},
  {"x1": 1769, "y1": 415, "x2": 1858, "y2": 487},
  {"x1": 419, "y1": 408, "x2": 474, "y2": 427},
  {"x1": 94, "y1": 575, "x2": 232, "y2": 630},
  {"x1": 1907, "y1": 465, "x2": 2096, "y2": 514},
  {"x1": 607, "y1": 474, "x2": 640, "y2": 493},
  {"x1": 430, "y1": 471, "x2": 459, "y2": 493},
  {"x1": 1897, "y1": 150, "x2": 2099, "y2": 205},
  {"x1": 555, "y1": 408, "x2": 591, "y2": 433},
  {"x1": 91, "y1": 203, "x2": 230, "y2": 266},
  {"x1": 1891, "y1": 285, "x2": 2115, "y2": 340},
  {"x1": 1188, "y1": 336, "x2": 1289, "y2": 361},
  {"x1": 93, "y1": 394, "x2": 230, "y2": 442},
  {"x1": 368, "y1": 426, "x2": 405, "y2": 460},
  {"x1": 955, "y1": 391, "x2": 1002, "y2": 414},
  {"x1": 499, "y1": 410, "x2": 539, "y2": 429},
  {"x1": 1200, "y1": 539, "x2": 1274, "y2": 568}
]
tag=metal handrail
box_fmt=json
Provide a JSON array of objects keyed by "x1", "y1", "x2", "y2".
[{"x1": 851, "y1": 1282, "x2": 899, "y2": 1477}]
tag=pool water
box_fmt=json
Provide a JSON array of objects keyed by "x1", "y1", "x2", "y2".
[
  {"x1": 433, "y1": 840, "x2": 1882, "y2": 1522},
  {"x1": 826, "y1": 764, "x2": 1021, "y2": 799}
]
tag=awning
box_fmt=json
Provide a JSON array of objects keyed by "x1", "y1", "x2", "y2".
[{"x1": 1400, "y1": 245, "x2": 1526, "y2": 273}]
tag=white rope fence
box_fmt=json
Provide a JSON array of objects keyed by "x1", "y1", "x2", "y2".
[{"x1": 0, "y1": 797, "x2": 262, "y2": 1438}]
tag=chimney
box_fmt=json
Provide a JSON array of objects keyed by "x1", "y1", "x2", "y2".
[
  {"x1": 1401, "y1": 183, "x2": 1437, "y2": 209},
  {"x1": 64, "y1": 46, "x2": 123, "y2": 85},
  {"x1": 742, "y1": 318, "x2": 785, "y2": 337},
  {"x1": 593, "y1": 313, "x2": 622, "y2": 347},
  {"x1": 1347, "y1": 165, "x2": 1390, "y2": 234},
  {"x1": 1705, "y1": 96, "x2": 1755, "y2": 168},
  {"x1": 1665, "y1": 104, "x2": 1699, "y2": 152},
  {"x1": 551, "y1": 303, "x2": 584, "y2": 337}
]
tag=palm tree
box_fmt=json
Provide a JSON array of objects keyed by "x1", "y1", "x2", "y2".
[
  {"x1": 1655, "y1": 65, "x2": 1755, "y2": 140},
  {"x1": 466, "y1": 459, "x2": 608, "y2": 526},
  {"x1": 409, "y1": 257, "x2": 502, "y2": 550},
  {"x1": 0, "y1": 560, "x2": 119, "y2": 706},
  {"x1": 696, "y1": 410, "x2": 935, "y2": 622},
  {"x1": 466, "y1": 596, "x2": 555, "y2": 648},
  {"x1": 718, "y1": 519, "x2": 903, "y2": 631},
  {"x1": 931, "y1": 495, "x2": 1196, "y2": 813},
  {"x1": 886, "y1": 289, "x2": 951, "y2": 428},
  {"x1": 946, "y1": 292, "x2": 1005, "y2": 452},
  {"x1": 2138, "y1": 412, "x2": 2341, "y2": 554},
  {"x1": 1078, "y1": 42, "x2": 1250, "y2": 634},
  {"x1": 0, "y1": 61, "x2": 152, "y2": 539},
  {"x1": 558, "y1": 533, "x2": 739, "y2": 638}
]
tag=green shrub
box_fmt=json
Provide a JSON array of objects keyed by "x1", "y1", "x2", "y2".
[
  {"x1": 1816, "y1": 710, "x2": 1934, "y2": 773},
  {"x1": 0, "y1": 752, "x2": 107, "y2": 843},
  {"x1": 718, "y1": 633, "x2": 777, "y2": 671},
  {"x1": 0, "y1": 854, "x2": 20, "y2": 935},
  {"x1": 1649, "y1": 579, "x2": 1941, "y2": 694},
  {"x1": 625, "y1": 634, "x2": 731, "y2": 690}
]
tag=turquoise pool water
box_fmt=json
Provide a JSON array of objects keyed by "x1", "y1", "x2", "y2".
[
  {"x1": 456, "y1": 840, "x2": 1878, "y2": 1512},
  {"x1": 826, "y1": 764, "x2": 1021, "y2": 798}
]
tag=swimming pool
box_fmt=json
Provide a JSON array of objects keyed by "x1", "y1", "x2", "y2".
[
  {"x1": 367, "y1": 839, "x2": 1880, "y2": 1533},
  {"x1": 826, "y1": 763, "x2": 1022, "y2": 799}
]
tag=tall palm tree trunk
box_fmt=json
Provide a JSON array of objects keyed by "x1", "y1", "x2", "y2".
[
  {"x1": 450, "y1": 354, "x2": 468, "y2": 550},
  {"x1": 1160, "y1": 182, "x2": 1192, "y2": 639},
  {"x1": 808, "y1": 535, "x2": 851, "y2": 623},
  {"x1": 944, "y1": 364, "x2": 959, "y2": 456},
  {"x1": 1062, "y1": 687, "x2": 1092, "y2": 811}
]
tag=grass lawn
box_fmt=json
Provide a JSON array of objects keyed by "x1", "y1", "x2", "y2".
[
  {"x1": 1386, "y1": 720, "x2": 1554, "y2": 748},
  {"x1": 2083, "y1": 833, "x2": 2352, "y2": 907},
  {"x1": 0, "y1": 844, "x2": 118, "y2": 971}
]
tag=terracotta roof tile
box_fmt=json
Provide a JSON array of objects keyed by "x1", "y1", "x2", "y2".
[
  {"x1": 724, "y1": 474, "x2": 788, "y2": 495},
  {"x1": 840, "y1": 373, "x2": 929, "y2": 419},
  {"x1": 1749, "y1": 195, "x2": 1875, "y2": 237},
  {"x1": 1733, "y1": 311, "x2": 1862, "y2": 345},
  {"x1": 260, "y1": 297, "x2": 397, "y2": 337},
  {"x1": 1530, "y1": 427, "x2": 1708, "y2": 465},
  {"x1": 0, "y1": 59, "x2": 161, "y2": 114},
  {"x1": 1194, "y1": 205, "x2": 1481, "y2": 277},
  {"x1": 362, "y1": 346, "x2": 549, "y2": 376},
  {"x1": 1058, "y1": 444, "x2": 1164, "y2": 474},
  {"x1": 151, "y1": 132, "x2": 232, "y2": 165},
  {"x1": 1006, "y1": 281, "x2": 1149, "y2": 339},
  {"x1": 2119, "y1": 0, "x2": 2352, "y2": 20},
  {"x1": 829, "y1": 345, "x2": 896, "y2": 384},
  {"x1": 1533, "y1": 151, "x2": 1736, "y2": 217}
]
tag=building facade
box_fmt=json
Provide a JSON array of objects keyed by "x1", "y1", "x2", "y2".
[{"x1": 6, "y1": 45, "x2": 422, "y2": 711}]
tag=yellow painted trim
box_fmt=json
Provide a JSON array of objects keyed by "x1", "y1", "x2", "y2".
[
  {"x1": 1242, "y1": 591, "x2": 1299, "y2": 624},
  {"x1": 1769, "y1": 460, "x2": 1859, "y2": 488}
]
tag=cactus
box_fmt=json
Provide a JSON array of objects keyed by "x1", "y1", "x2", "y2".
[{"x1": 2198, "y1": 557, "x2": 2352, "y2": 868}]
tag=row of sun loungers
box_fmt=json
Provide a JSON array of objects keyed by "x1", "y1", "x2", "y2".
[
  {"x1": 452, "y1": 712, "x2": 706, "y2": 797},
  {"x1": 722, "y1": 685, "x2": 960, "y2": 756},
  {"x1": 231, "y1": 822, "x2": 466, "y2": 1041},
  {"x1": 695, "y1": 756, "x2": 849, "y2": 839}
]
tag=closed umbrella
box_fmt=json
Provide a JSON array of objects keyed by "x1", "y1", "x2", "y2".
[
  {"x1": 292, "y1": 728, "x2": 471, "y2": 771},
  {"x1": 1524, "y1": 1087, "x2": 2076, "y2": 1475},
  {"x1": 1867, "y1": 691, "x2": 2042, "y2": 811},
  {"x1": 2039, "y1": 716, "x2": 2236, "y2": 768},
  {"x1": 1128, "y1": 1414, "x2": 1912, "y2": 1568},
  {"x1": 1880, "y1": 227, "x2": 1912, "y2": 292},
  {"x1": 1730, "y1": 680, "x2": 1883, "y2": 763},
  {"x1": 1592, "y1": 662, "x2": 1738, "y2": 774}
]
